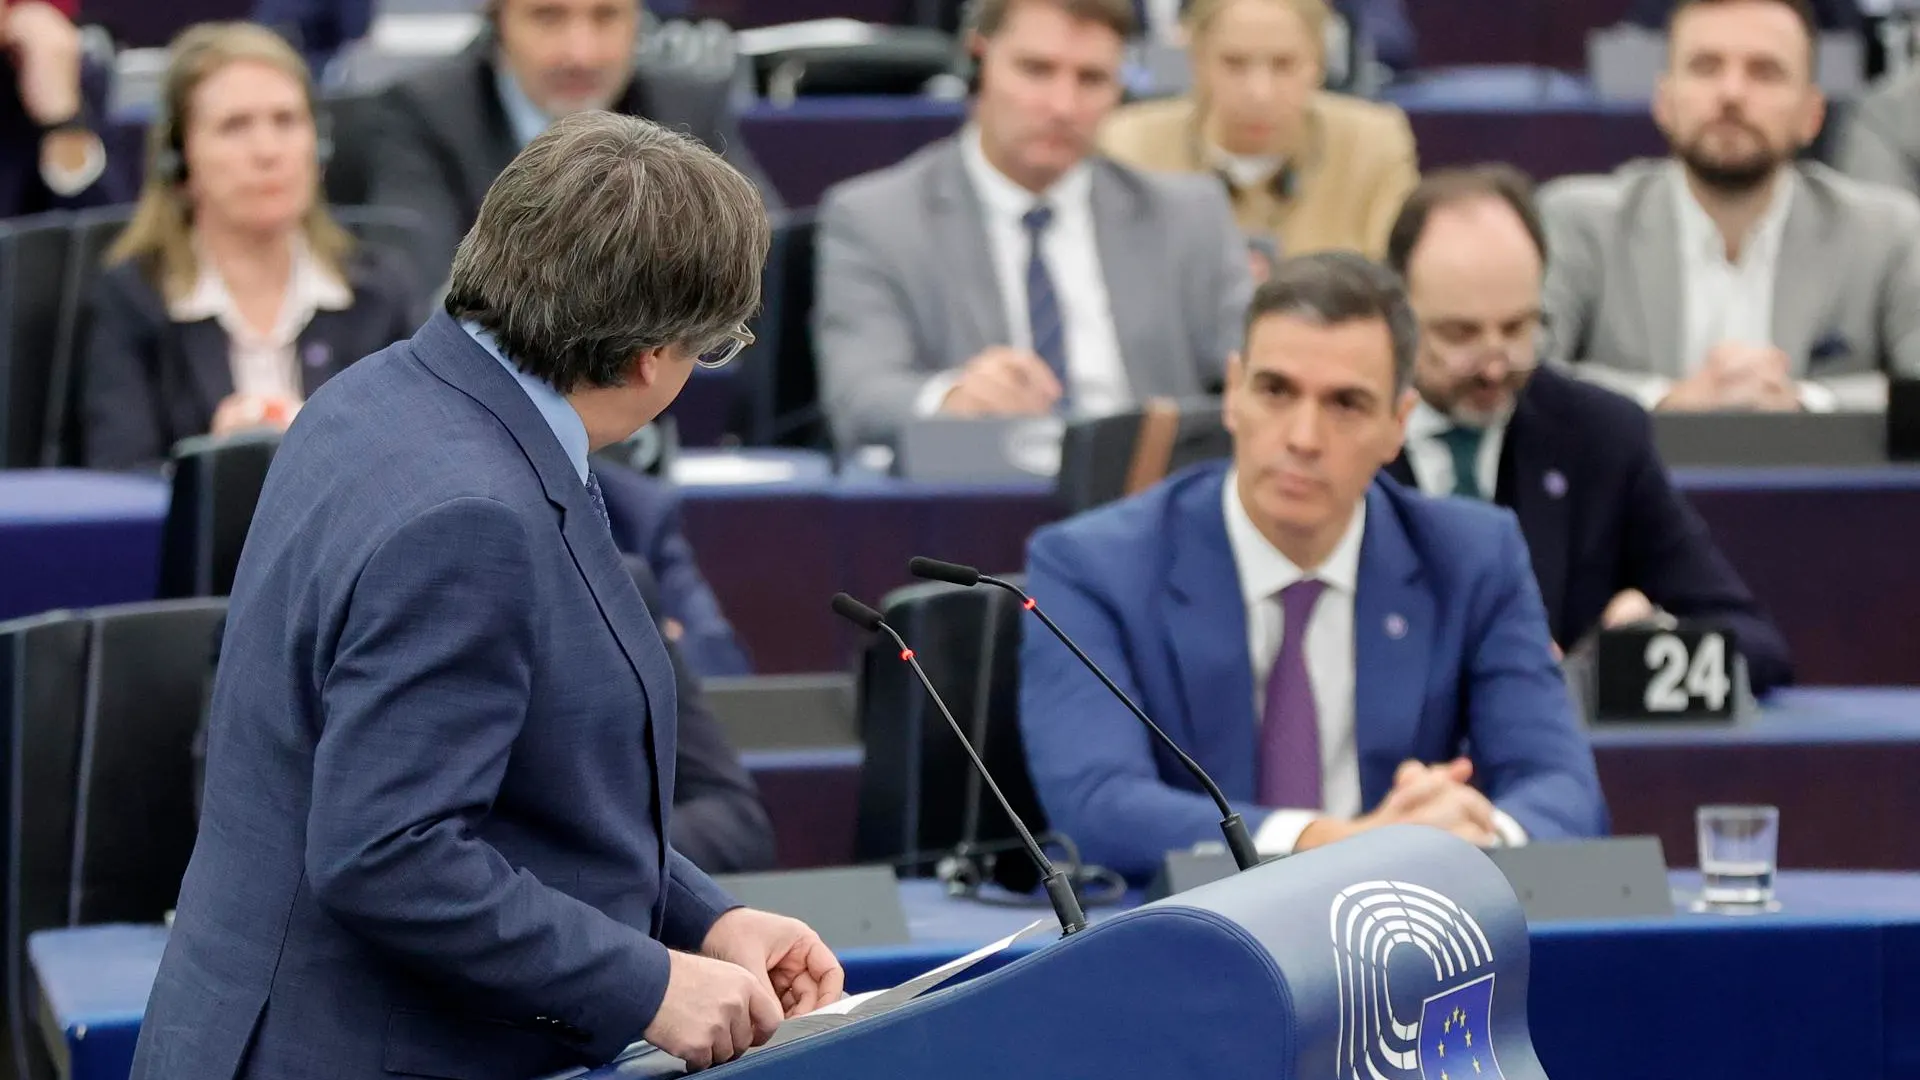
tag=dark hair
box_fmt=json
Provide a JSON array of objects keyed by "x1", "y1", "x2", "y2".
[
  {"x1": 1667, "y1": 0, "x2": 1820, "y2": 66},
  {"x1": 1244, "y1": 251, "x2": 1418, "y2": 392},
  {"x1": 444, "y1": 112, "x2": 770, "y2": 394},
  {"x1": 1385, "y1": 164, "x2": 1549, "y2": 278},
  {"x1": 970, "y1": 0, "x2": 1138, "y2": 39}
]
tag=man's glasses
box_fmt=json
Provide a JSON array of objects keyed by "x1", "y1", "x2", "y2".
[{"x1": 695, "y1": 324, "x2": 755, "y2": 370}]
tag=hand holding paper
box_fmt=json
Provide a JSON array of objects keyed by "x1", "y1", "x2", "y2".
[{"x1": 702, "y1": 908, "x2": 847, "y2": 1018}]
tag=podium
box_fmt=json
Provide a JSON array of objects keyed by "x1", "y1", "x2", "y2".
[{"x1": 580, "y1": 826, "x2": 1543, "y2": 1080}]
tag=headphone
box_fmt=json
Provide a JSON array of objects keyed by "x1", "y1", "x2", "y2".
[{"x1": 151, "y1": 81, "x2": 336, "y2": 187}]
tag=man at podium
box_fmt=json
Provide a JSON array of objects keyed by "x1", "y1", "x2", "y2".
[
  {"x1": 133, "y1": 114, "x2": 840, "y2": 1080},
  {"x1": 1019, "y1": 252, "x2": 1606, "y2": 880}
]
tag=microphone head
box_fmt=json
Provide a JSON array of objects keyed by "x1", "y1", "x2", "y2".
[
  {"x1": 908, "y1": 557, "x2": 981, "y2": 587},
  {"x1": 830, "y1": 592, "x2": 886, "y2": 632}
]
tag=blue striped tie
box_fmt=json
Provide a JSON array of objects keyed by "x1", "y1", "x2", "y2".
[
  {"x1": 586, "y1": 469, "x2": 611, "y2": 530},
  {"x1": 1021, "y1": 204, "x2": 1071, "y2": 410}
]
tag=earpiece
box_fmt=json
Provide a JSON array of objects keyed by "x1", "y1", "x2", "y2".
[{"x1": 149, "y1": 98, "x2": 336, "y2": 188}]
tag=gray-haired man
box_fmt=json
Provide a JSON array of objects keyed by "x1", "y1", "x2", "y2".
[{"x1": 133, "y1": 112, "x2": 841, "y2": 1080}]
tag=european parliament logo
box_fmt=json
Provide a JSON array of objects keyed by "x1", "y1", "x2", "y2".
[{"x1": 1330, "y1": 881, "x2": 1506, "y2": 1080}]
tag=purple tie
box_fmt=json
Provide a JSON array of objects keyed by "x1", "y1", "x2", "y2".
[{"x1": 1258, "y1": 578, "x2": 1328, "y2": 808}]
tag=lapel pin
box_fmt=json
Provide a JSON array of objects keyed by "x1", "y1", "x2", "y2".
[
  {"x1": 1384, "y1": 613, "x2": 1408, "y2": 639},
  {"x1": 303, "y1": 342, "x2": 330, "y2": 368},
  {"x1": 1543, "y1": 470, "x2": 1567, "y2": 499}
]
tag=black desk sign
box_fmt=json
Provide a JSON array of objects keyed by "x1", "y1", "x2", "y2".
[{"x1": 1593, "y1": 623, "x2": 1741, "y2": 724}]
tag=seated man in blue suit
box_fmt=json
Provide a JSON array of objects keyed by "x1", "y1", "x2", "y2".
[
  {"x1": 597, "y1": 463, "x2": 753, "y2": 677},
  {"x1": 1020, "y1": 250, "x2": 1605, "y2": 881},
  {"x1": 1380, "y1": 165, "x2": 1792, "y2": 693}
]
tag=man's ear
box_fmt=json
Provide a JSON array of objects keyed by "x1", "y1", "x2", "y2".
[{"x1": 629, "y1": 347, "x2": 662, "y2": 389}]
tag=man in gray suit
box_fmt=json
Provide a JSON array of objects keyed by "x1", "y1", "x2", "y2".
[
  {"x1": 812, "y1": 0, "x2": 1252, "y2": 450},
  {"x1": 1833, "y1": 67, "x2": 1920, "y2": 202},
  {"x1": 1539, "y1": 0, "x2": 1920, "y2": 412},
  {"x1": 369, "y1": 0, "x2": 777, "y2": 289}
]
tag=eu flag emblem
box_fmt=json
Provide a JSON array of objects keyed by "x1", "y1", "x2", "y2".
[{"x1": 1418, "y1": 974, "x2": 1503, "y2": 1080}]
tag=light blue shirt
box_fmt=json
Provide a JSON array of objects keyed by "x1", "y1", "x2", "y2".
[
  {"x1": 494, "y1": 64, "x2": 553, "y2": 151},
  {"x1": 461, "y1": 320, "x2": 589, "y2": 484}
]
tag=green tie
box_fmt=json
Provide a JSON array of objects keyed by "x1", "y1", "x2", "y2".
[{"x1": 1439, "y1": 426, "x2": 1486, "y2": 500}]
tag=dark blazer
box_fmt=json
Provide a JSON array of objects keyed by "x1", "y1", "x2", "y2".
[
  {"x1": 369, "y1": 39, "x2": 780, "y2": 285},
  {"x1": 1020, "y1": 462, "x2": 1606, "y2": 881},
  {"x1": 0, "y1": 55, "x2": 122, "y2": 219},
  {"x1": 598, "y1": 463, "x2": 752, "y2": 678},
  {"x1": 133, "y1": 311, "x2": 738, "y2": 1080},
  {"x1": 1385, "y1": 366, "x2": 1793, "y2": 694},
  {"x1": 79, "y1": 244, "x2": 419, "y2": 471}
]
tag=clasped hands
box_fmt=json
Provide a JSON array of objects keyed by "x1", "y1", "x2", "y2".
[
  {"x1": 1298, "y1": 758, "x2": 1499, "y2": 851},
  {"x1": 1659, "y1": 342, "x2": 1801, "y2": 412},
  {"x1": 642, "y1": 907, "x2": 845, "y2": 1071}
]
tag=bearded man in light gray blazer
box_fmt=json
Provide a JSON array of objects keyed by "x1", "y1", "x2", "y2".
[
  {"x1": 1538, "y1": 0, "x2": 1920, "y2": 413},
  {"x1": 812, "y1": 0, "x2": 1253, "y2": 450}
]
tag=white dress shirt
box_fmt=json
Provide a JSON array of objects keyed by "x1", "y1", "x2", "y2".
[
  {"x1": 1402, "y1": 398, "x2": 1507, "y2": 499},
  {"x1": 1220, "y1": 475, "x2": 1528, "y2": 854},
  {"x1": 914, "y1": 128, "x2": 1134, "y2": 416},
  {"x1": 1598, "y1": 165, "x2": 1835, "y2": 411},
  {"x1": 168, "y1": 237, "x2": 353, "y2": 408}
]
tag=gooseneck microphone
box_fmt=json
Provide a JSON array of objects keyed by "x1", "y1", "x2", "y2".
[
  {"x1": 830, "y1": 593, "x2": 1088, "y2": 936},
  {"x1": 907, "y1": 557, "x2": 1262, "y2": 873}
]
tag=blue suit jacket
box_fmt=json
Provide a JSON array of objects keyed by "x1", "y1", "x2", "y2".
[
  {"x1": 597, "y1": 463, "x2": 753, "y2": 678},
  {"x1": 1019, "y1": 462, "x2": 1606, "y2": 880},
  {"x1": 1386, "y1": 366, "x2": 1793, "y2": 694},
  {"x1": 133, "y1": 312, "x2": 737, "y2": 1080}
]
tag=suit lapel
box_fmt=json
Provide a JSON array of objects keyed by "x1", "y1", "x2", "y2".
[
  {"x1": 1163, "y1": 468, "x2": 1259, "y2": 794},
  {"x1": 1630, "y1": 175, "x2": 1685, "y2": 376},
  {"x1": 1383, "y1": 453, "x2": 1416, "y2": 489},
  {"x1": 1770, "y1": 184, "x2": 1832, "y2": 367},
  {"x1": 178, "y1": 319, "x2": 234, "y2": 418},
  {"x1": 1090, "y1": 166, "x2": 1176, "y2": 398},
  {"x1": 1496, "y1": 385, "x2": 1570, "y2": 641},
  {"x1": 1352, "y1": 482, "x2": 1433, "y2": 809},
  {"x1": 927, "y1": 142, "x2": 1009, "y2": 357},
  {"x1": 410, "y1": 314, "x2": 678, "y2": 925},
  {"x1": 295, "y1": 310, "x2": 359, "y2": 398}
]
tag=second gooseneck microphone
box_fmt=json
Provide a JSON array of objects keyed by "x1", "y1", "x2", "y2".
[{"x1": 907, "y1": 557, "x2": 1261, "y2": 873}]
